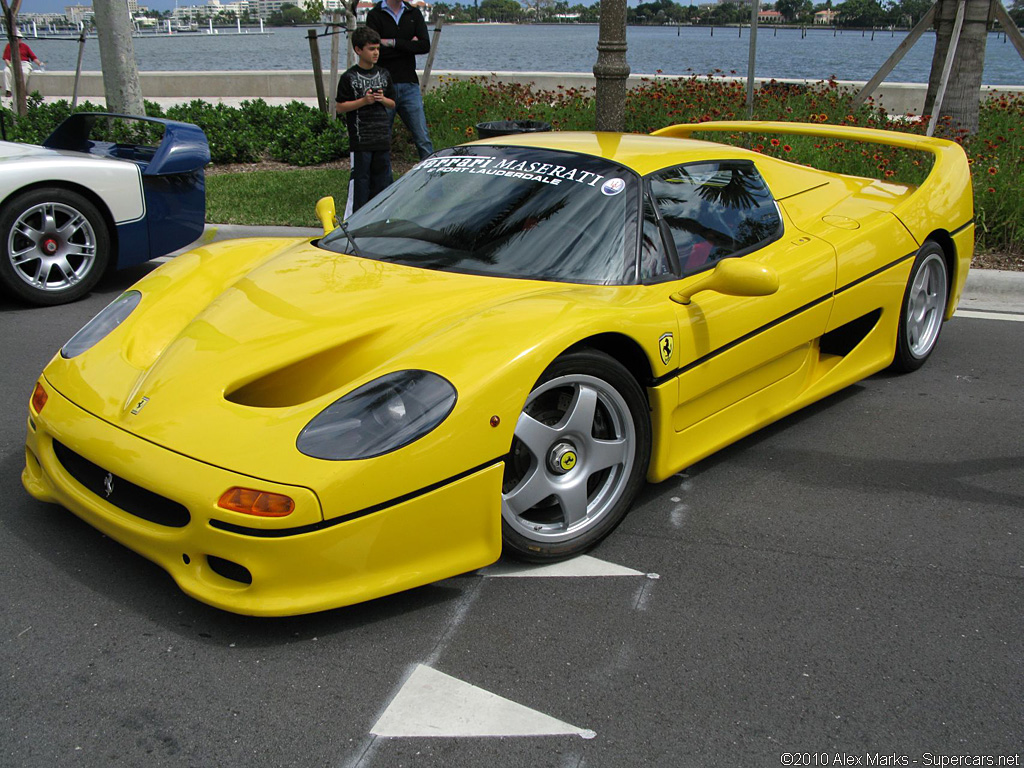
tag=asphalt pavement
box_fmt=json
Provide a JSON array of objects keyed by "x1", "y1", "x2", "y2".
[{"x1": 1, "y1": 235, "x2": 1022, "y2": 767}]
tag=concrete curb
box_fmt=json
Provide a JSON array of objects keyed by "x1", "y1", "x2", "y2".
[
  {"x1": 963, "y1": 268, "x2": 1024, "y2": 297},
  {"x1": 960, "y1": 269, "x2": 1024, "y2": 313}
]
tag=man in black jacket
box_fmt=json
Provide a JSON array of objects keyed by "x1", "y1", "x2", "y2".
[{"x1": 365, "y1": 0, "x2": 435, "y2": 160}]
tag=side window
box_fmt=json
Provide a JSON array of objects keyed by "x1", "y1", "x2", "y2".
[
  {"x1": 648, "y1": 160, "x2": 782, "y2": 275},
  {"x1": 640, "y1": 194, "x2": 673, "y2": 282}
]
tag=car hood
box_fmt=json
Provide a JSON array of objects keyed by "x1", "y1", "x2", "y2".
[{"x1": 43, "y1": 236, "x2": 625, "y2": 500}]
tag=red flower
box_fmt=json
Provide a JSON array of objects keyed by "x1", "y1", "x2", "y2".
[
  {"x1": 770, "y1": 138, "x2": 780, "y2": 147},
  {"x1": 782, "y1": 145, "x2": 792, "y2": 152},
  {"x1": 988, "y1": 166, "x2": 998, "y2": 175}
]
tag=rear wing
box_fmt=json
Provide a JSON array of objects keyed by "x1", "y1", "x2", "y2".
[
  {"x1": 43, "y1": 113, "x2": 210, "y2": 177},
  {"x1": 652, "y1": 121, "x2": 974, "y2": 243}
]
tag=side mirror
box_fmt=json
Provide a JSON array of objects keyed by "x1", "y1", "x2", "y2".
[
  {"x1": 671, "y1": 258, "x2": 780, "y2": 305},
  {"x1": 316, "y1": 196, "x2": 338, "y2": 235}
]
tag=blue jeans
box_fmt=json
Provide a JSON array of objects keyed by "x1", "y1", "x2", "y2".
[
  {"x1": 350, "y1": 150, "x2": 392, "y2": 212},
  {"x1": 389, "y1": 82, "x2": 434, "y2": 160}
]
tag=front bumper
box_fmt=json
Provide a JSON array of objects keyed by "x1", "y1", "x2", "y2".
[{"x1": 23, "y1": 383, "x2": 503, "y2": 616}]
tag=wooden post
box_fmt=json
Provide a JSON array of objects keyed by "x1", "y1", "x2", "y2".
[
  {"x1": 851, "y1": 4, "x2": 936, "y2": 108},
  {"x1": 746, "y1": 0, "x2": 759, "y2": 119},
  {"x1": 992, "y1": 0, "x2": 1024, "y2": 63},
  {"x1": 329, "y1": 11, "x2": 340, "y2": 121},
  {"x1": 71, "y1": 31, "x2": 86, "y2": 108},
  {"x1": 308, "y1": 29, "x2": 328, "y2": 115},
  {"x1": 420, "y1": 15, "x2": 444, "y2": 95}
]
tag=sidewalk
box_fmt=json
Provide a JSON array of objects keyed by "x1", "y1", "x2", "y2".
[
  {"x1": 960, "y1": 269, "x2": 1024, "y2": 313},
  {"x1": 175, "y1": 223, "x2": 1024, "y2": 313}
]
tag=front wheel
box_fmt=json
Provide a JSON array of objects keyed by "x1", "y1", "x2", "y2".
[
  {"x1": 891, "y1": 240, "x2": 949, "y2": 373},
  {"x1": 0, "y1": 188, "x2": 111, "y2": 306},
  {"x1": 501, "y1": 349, "x2": 652, "y2": 562}
]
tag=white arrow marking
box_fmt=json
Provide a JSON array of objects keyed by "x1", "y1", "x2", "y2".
[
  {"x1": 480, "y1": 554, "x2": 646, "y2": 578},
  {"x1": 371, "y1": 665, "x2": 595, "y2": 739}
]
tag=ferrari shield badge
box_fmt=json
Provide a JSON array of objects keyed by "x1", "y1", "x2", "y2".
[{"x1": 659, "y1": 333, "x2": 674, "y2": 365}]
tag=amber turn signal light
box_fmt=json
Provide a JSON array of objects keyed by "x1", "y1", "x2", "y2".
[
  {"x1": 31, "y1": 382, "x2": 48, "y2": 414},
  {"x1": 217, "y1": 487, "x2": 295, "y2": 517}
]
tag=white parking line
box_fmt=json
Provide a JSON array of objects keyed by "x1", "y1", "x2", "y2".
[
  {"x1": 370, "y1": 665, "x2": 596, "y2": 739},
  {"x1": 955, "y1": 309, "x2": 1024, "y2": 322}
]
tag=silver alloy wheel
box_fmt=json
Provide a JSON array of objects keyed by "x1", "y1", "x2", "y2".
[
  {"x1": 501, "y1": 373, "x2": 636, "y2": 544},
  {"x1": 8, "y1": 202, "x2": 99, "y2": 293},
  {"x1": 906, "y1": 251, "x2": 948, "y2": 358}
]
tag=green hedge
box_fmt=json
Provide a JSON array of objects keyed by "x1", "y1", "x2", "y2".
[{"x1": 2, "y1": 94, "x2": 346, "y2": 166}]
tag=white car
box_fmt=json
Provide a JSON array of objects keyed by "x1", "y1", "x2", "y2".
[{"x1": 0, "y1": 113, "x2": 209, "y2": 305}]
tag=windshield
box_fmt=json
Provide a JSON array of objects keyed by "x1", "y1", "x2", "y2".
[{"x1": 320, "y1": 146, "x2": 639, "y2": 285}]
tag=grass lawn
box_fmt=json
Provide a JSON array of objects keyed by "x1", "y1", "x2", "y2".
[{"x1": 206, "y1": 167, "x2": 349, "y2": 227}]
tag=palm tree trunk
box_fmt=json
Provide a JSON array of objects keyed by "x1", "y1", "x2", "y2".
[{"x1": 923, "y1": 0, "x2": 991, "y2": 135}]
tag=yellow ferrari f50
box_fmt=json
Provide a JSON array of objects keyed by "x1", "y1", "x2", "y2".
[{"x1": 23, "y1": 122, "x2": 973, "y2": 615}]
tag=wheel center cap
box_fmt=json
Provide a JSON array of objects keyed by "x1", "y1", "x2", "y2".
[
  {"x1": 43, "y1": 238, "x2": 59, "y2": 255},
  {"x1": 548, "y1": 443, "x2": 578, "y2": 475}
]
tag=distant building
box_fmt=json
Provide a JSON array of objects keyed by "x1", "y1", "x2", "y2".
[
  {"x1": 758, "y1": 9, "x2": 782, "y2": 23},
  {"x1": 64, "y1": 4, "x2": 94, "y2": 25},
  {"x1": 814, "y1": 8, "x2": 838, "y2": 24}
]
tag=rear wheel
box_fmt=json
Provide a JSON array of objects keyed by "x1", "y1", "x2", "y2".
[
  {"x1": 0, "y1": 188, "x2": 111, "y2": 306},
  {"x1": 891, "y1": 240, "x2": 949, "y2": 373},
  {"x1": 501, "y1": 349, "x2": 651, "y2": 562}
]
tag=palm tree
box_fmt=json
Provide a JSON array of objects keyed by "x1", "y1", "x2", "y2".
[{"x1": 923, "y1": 0, "x2": 991, "y2": 135}]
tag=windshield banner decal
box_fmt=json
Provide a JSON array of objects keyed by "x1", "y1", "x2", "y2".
[{"x1": 416, "y1": 156, "x2": 607, "y2": 189}]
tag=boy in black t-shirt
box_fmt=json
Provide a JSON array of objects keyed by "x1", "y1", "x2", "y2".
[{"x1": 336, "y1": 27, "x2": 396, "y2": 213}]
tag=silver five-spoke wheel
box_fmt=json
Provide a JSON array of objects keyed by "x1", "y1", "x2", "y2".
[
  {"x1": 501, "y1": 349, "x2": 651, "y2": 561},
  {"x1": 892, "y1": 240, "x2": 949, "y2": 373}
]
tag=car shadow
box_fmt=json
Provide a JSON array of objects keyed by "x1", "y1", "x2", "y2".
[
  {"x1": 2, "y1": 447, "x2": 470, "y2": 644},
  {"x1": 635, "y1": 383, "x2": 867, "y2": 510}
]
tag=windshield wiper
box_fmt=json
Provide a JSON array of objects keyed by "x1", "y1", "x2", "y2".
[{"x1": 338, "y1": 219, "x2": 361, "y2": 258}]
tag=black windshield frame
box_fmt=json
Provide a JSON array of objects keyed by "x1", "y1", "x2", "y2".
[{"x1": 319, "y1": 146, "x2": 642, "y2": 286}]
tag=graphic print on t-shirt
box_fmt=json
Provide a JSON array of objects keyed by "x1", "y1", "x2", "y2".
[{"x1": 339, "y1": 65, "x2": 393, "y2": 151}]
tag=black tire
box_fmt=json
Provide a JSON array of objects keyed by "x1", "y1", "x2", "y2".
[
  {"x1": 501, "y1": 348, "x2": 652, "y2": 562},
  {"x1": 891, "y1": 240, "x2": 949, "y2": 373},
  {"x1": 0, "y1": 187, "x2": 111, "y2": 306}
]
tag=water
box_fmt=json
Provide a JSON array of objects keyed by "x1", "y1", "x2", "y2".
[{"x1": 26, "y1": 24, "x2": 1024, "y2": 85}]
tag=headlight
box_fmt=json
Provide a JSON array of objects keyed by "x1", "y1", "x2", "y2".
[
  {"x1": 61, "y1": 291, "x2": 142, "y2": 359},
  {"x1": 296, "y1": 370, "x2": 457, "y2": 460}
]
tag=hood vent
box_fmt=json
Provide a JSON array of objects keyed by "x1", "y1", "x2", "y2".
[{"x1": 225, "y1": 331, "x2": 386, "y2": 408}]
